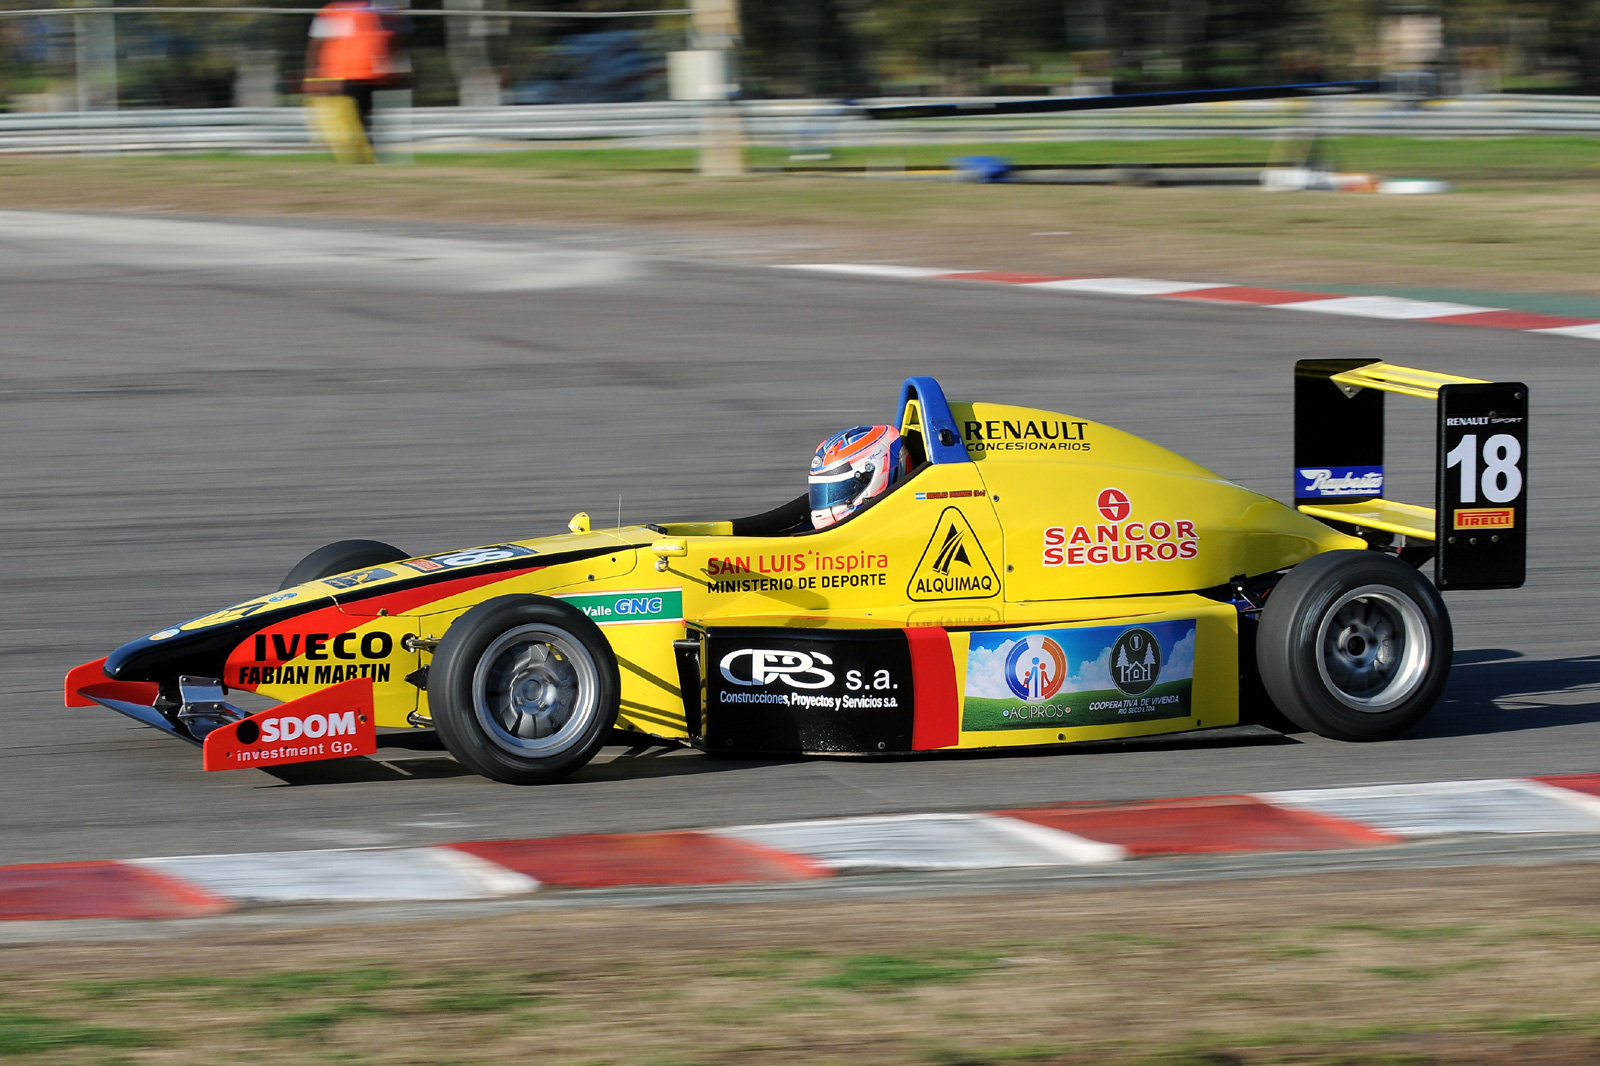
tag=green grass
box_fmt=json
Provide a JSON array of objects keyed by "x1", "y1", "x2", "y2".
[
  {"x1": 1259, "y1": 943, "x2": 1329, "y2": 959},
  {"x1": 1366, "y1": 959, "x2": 1497, "y2": 982},
  {"x1": 1327, "y1": 922, "x2": 1481, "y2": 941},
  {"x1": 1486, "y1": 1016, "x2": 1569, "y2": 1036},
  {"x1": 1075, "y1": 932, "x2": 1178, "y2": 950},
  {"x1": 0, "y1": 1010, "x2": 155, "y2": 1056},
  {"x1": 1366, "y1": 965, "x2": 1436, "y2": 982},
  {"x1": 395, "y1": 135, "x2": 1600, "y2": 177},
  {"x1": 113, "y1": 135, "x2": 1577, "y2": 177},
  {"x1": 423, "y1": 987, "x2": 531, "y2": 1014},
  {"x1": 809, "y1": 951, "x2": 998, "y2": 991},
  {"x1": 71, "y1": 966, "x2": 397, "y2": 1002},
  {"x1": 259, "y1": 1002, "x2": 381, "y2": 1040}
]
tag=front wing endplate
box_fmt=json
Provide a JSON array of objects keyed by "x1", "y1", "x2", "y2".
[{"x1": 202, "y1": 678, "x2": 377, "y2": 771}]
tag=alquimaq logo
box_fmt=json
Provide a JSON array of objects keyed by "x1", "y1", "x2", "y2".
[{"x1": 1003, "y1": 636, "x2": 1067, "y2": 702}]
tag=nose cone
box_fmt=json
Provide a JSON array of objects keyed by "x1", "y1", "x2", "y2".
[{"x1": 104, "y1": 624, "x2": 248, "y2": 683}]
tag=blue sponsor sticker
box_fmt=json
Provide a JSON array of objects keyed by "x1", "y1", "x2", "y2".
[
  {"x1": 1296, "y1": 465, "x2": 1384, "y2": 499},
  {"x1": 323, "y1": 567, "x2": 397, "y2": 590}
]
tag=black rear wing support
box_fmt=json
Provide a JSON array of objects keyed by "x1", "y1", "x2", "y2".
[{"x1": 1293, "y1": 360, "x2": 1529, "y2": 590}]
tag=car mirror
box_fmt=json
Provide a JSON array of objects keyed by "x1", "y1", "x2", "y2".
[{"x1": 649, "y1": 539, "x2": 688, "y2": 571}]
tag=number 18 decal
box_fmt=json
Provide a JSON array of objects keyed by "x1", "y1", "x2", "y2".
[{"x1": 1445, "y1": 433, "x2": 1523, "y2": 504}]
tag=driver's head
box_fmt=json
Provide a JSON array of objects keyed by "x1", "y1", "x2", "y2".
[{"x1": 809, "y1": 424, "x2": 910, "y2": 530}]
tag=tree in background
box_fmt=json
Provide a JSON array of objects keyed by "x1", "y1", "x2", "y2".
[{"x1": 736, "y1": 0, "x2": 1597, "y2": 99}]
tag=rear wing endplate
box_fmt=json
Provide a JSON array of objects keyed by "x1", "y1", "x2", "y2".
[{"x1": 1293, "y1": 359, "x2": 1528, "y2": 590}]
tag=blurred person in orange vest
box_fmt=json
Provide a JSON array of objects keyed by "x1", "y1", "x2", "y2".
[{"x1": 304, "y1": 0, "x2": 410, "y2": 156}]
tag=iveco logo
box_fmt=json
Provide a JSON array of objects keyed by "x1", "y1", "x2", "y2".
[{"x1": 719, "y1": 648, "x2": 836, "y2": 690}]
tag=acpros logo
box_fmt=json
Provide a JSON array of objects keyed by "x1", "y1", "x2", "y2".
[
  {"x1": 1004, "y1": 636, "x2": 1067, "y2": 703},
  {"x1": 260, "y1": 711, "x2": 359, "y2": 743},
  {"x1": 720, "y1": 649, "x2": 835, "y2": 690}
]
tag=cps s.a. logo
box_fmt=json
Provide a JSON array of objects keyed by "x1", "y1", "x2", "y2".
[{"x1": 719, "y1": 648, "x2": 836, "y2": 690}]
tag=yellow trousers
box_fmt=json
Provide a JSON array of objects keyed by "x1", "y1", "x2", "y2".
[{"x1": 307, "y1": 94, "x2": 375, "y2": 164}]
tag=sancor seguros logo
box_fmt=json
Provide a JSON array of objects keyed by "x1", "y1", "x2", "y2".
[
  {"x1": 720, "y1": 648, "x2": 836, "y2": 690},
  {"x1": 1004, "y1": 635, "x2": 1067, "y2": 702}
]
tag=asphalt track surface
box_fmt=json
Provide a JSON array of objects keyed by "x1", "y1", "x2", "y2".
[{"x1": 4, "y1": 212, "x2": 1597, "y2": 865}]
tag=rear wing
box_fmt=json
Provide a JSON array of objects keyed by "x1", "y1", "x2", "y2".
[{"x1": 1293, "y1": 360, "x2": 1528, "y2": 590}]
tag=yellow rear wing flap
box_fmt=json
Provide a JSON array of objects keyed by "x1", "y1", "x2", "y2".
[{"x1": 1293, "y1": 359, "x2": 1528, "y2": 590}]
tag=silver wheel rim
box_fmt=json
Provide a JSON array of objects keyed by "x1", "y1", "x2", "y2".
[
  {"x1": 1314, "y1": 584, "x2": 1431, "y2": 713},
  {"x1": 471, "y1": 624, "x2": 599, "y2": 757}
]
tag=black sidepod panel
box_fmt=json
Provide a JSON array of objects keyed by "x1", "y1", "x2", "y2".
[{"x1": 695, "y1": 628, "x2": 916, "y2": 753}]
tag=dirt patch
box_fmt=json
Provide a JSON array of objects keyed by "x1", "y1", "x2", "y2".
[
  {"x1": 5, "y1": 863, "x2": 1600, "y2": 1063},
  {"x1": 2, "y1": 156, "x2": 1598, "y2": 295}
]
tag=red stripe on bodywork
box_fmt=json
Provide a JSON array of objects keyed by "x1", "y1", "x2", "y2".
[
  {"x1": 0, "y1": 862, "x2": 231, "y2": 921},
  {"x1": 1000, "y1": 795, "x2": 1400, "y2": 854},
  {"x1": 1167, "y1": 286, "x2": 1335, "y2": 305},
  {"x1": 906, "y1": 627, "x2": 960, "y2": 750},
  {"x1": 226, "y1": 566, "x2": 542, "y2": 690},
  {"x1": 453, "y1": 832, "x2": 831, "y2": 888},
  {"x1": 335, "y1": 565, "x2": 545, "y2": 618}
]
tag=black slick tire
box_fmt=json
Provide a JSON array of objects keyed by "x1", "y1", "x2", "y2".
[
  {"x1": 428, "y1": 595, "x2": 620, "y2": 785},
  {"x1": 1256, "y1": 550, "x2": 1451, "y2": 742},
  {"x1": 280, "y1": 540, "x2": 409, "y2": 590}
]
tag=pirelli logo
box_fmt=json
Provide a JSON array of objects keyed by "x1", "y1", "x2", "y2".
[{"x1": 1453, "y1": 508, "x2": 1515, "y2": 530}]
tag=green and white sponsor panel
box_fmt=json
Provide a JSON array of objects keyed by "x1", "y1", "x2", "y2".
[{"x1": 555, "y1": 589, "x2": 684, "y2": 626}]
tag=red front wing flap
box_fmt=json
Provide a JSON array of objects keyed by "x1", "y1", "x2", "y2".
[
  {"x1": 65, "y1": 657, "x2": 159, "y2": 708},
  {"x1": 203, "y1": 678, "x2": 377, "y2": 771}
]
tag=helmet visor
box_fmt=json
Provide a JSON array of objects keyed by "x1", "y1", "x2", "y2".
[{"x1": 809, "y1": 472, "x2": 869, "y2": 513}]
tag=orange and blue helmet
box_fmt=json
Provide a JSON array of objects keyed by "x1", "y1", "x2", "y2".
[{"x1": 809, "y1": 424, "x2": 910, "y2": 530}]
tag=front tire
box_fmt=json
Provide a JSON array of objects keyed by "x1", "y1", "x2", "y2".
[
  {"x1": 280, "y1": 539, "x2": 409, "y2": 590},
  {"x1": 1256, "y1": 550, "x2": 1451, "y2": 741},
  {"x1": 428, "y1": 595, "x2": 620, "y2": 784}
]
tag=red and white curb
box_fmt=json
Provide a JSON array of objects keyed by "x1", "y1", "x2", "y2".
[
  {"x1": 780, "y1": 264, "x2": 1600, "y2": 342},
  {"x1": 5, "y1": 773, "x2": 1600, "y2": 921}
]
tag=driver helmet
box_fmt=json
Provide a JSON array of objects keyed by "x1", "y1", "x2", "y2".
[{"x1": 809, "y1": 424, "x2": 911, "y2": 530}]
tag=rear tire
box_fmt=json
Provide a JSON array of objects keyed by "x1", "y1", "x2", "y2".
[
  {"x1": 428, "y1": 595, "x2": 620, "y2": 785},
  {"x1": 280, "y1": 540, "x2": 409, "y2": 590},
  {"x1": 1256, "y1": 550, "x2": 1451, "y2": 741}
]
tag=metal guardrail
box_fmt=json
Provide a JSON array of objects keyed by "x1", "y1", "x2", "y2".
[{"x1": 4, "y1": 95, "x2": 1599, "y2": 155}]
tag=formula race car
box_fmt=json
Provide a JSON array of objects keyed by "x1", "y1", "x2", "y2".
[{"x1": 66, "y1": 365, "x2": 1529, "y2": 785}]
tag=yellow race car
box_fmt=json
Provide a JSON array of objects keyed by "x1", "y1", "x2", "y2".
[{"x1": 65, "y1": 366, "x2": 1528, "y2": 785}]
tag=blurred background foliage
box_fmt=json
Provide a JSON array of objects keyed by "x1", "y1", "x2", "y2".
[{"x1": 0, "y1": 0, "x2": 1598, "y2": 109}]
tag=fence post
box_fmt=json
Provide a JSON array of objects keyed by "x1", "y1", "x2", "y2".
[
  {"x1": 691, "y1": 0, "x2": 743, "y2": 176},
  {"x1": 73, "y1": 0, "x2": 117, "y2": 156}
]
